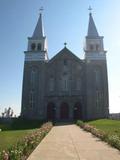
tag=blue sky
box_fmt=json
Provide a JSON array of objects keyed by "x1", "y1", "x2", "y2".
[{"x1": 0, "y1": 0, "x2": 120, "y2": 116}]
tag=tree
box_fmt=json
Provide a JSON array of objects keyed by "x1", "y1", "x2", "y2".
[{"x1": 1, "y1": 107, "x2": 14, "y2": 118}]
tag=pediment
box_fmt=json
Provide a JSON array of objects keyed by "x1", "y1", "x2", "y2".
[{"x1": 48, "y1": 47, "x2": 83, "y2": 64}]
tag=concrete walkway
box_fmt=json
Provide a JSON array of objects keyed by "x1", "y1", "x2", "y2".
[{"x1": 27, "y1": 124, "x2": 120, "y2": 160}]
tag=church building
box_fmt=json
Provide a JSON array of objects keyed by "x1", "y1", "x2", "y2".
[{"x1": 21, "y1": 11, "x2": 109, "y2": 121}]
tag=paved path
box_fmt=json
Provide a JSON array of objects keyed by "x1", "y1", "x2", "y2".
[{"x1": 27, "y1": 124, "x2": 120, "y2": 160}]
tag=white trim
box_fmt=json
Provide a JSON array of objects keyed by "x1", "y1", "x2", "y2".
[
  {"x1": 25, "y1": 52, "x2": 48, "y2": 61},
  {"x1": 85, "y1": 52, "x2": 106, "y2": 60}
]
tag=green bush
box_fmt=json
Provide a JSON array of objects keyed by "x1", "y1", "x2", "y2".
[
  {"x1": 0, "y1": 124, "x2": 11, "y2": 131},
  {"x1": 107, "y1": 135, "x2": 120, "y2": 150},
  {"x1": 11, "y1": 118, "x2": 44, "y2": 130},
  {"x1": 76, "y1": 120, "x2": 84, "y2": 128},
  {"x1": 0, "y1": 118, "x2": 44, "y2": 131},
  {"x1": 83, "y1": 124, "x2": 94, "y2": 132}
]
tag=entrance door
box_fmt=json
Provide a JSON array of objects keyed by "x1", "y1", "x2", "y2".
[
  {"x1": 73, "y1": 103, "x2": 82, "y2": 120},
  {"x1": 60, "y1": 102, "x2": 69, "y2": 119},
  {"x1": 47, "y1": 102, "x2": 55, "y2": 120}
]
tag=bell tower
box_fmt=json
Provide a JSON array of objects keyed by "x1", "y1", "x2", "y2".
[
  {"x1": 25, "y1": 11, "x2": 48, "y2": 61},
  {"x1": 84, "y1": 11, "x2": 106, "y2": 61},
  {"x1": 21, "y1": 10, "x2": 48, "y2": 119},
  {"x1": 84, "y1": 9, "x2": 109, "y2": 120}
]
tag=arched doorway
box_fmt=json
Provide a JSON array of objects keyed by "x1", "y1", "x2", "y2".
[
  {"x1": 60, "y1": 102, "x2": 69, "y2": 120},
  {"x1": 47, "y1": 102, "x2": 55, "y2": 120},
  {"x1": 73, "y1": 102, "x2": 82, "y2": 120}
]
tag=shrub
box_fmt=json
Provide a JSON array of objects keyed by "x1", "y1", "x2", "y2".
[
  {"x1": 0, "y1": 118, "x2": 44, "y2": 131},
  {"x1": 107, "y1": 135, "x2": 120, "y2": 150},
  {"x1": 90, "y1": 127, "x2": 107, "y2": 140},
  {"x1": 0, "y1": 124, "x2": 11, "y2": 131},
  {"x1": 0, "y1": 122, "x2": 53, "y2": 160},
  {"x1": 11, "y1": 118, "x2": 44, "y2": 130},
  {"x1": 83, "y1": 124, "x2": 94, "y2": 132},
  {"x1": 76, "y1": 120, "x2": 85, "y2": 128}
]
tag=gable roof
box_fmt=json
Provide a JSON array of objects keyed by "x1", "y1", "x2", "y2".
[{"x1": 48, "y1": 47, "x2": 83, "y2": 64}]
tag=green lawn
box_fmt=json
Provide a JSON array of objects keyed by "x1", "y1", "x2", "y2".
[
  {"x1": 0, "y1": 118, "x2": 44, "y2": 151},
  {"x1": 0, "y1": 129, "x2": 35, "y2": 151},
  {"x1": 88, "y1": 119, "x2": 120, "y2": 136}
]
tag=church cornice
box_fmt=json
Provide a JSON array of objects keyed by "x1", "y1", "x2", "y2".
[
  {"x1": 24, "y1": 50, "x2": 47, "y2": 54},
  {"x1": 85, "y1": 36, "x2": 104, "y2": 39},
  {"x1": 28, "y1": 36, "x2": 46, "y2": 40}
]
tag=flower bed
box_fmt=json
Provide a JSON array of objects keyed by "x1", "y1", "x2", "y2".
[
  {"x1": 76, "y1": 120, "x2": 120, "y2": 150},
  {"x1": 0, "y1": 122, "x2": 53, "y2": 160}
]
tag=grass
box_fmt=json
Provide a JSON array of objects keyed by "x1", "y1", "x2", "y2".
[
  {"x1": 0, "y1": 118, "x2": 44, "y2": 151},
  {"x1": 0, "y1": 122, "x2": 53, "y2": 159},
  {"x1": 0, "y1": 129, "x2": 35, "y2": 151},
  {"x1": 88, "y1": 119, "x2": 120, "y2": 136}
]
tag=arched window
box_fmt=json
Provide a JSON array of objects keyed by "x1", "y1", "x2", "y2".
[
  {"x1": 31, "y1": 43, "x2": 36, "y2": 51},
  {"x1": 96, "y1": 44, "x2": 99, "y2": 51},
  {"x1": 94, "y1": 67, "x2": 102, "y2": 89},
  {"x1": 96, "y1": 91, "x2": 103, "y2": 109},
  {"x1": 76, "y1": 79, "x2": 81, "y2": 90},
  {"x1": 37, "y1": 43, "x2": 42, "y2": 51},
  {"x1": 90, "y1": 44, "x2": 94, "y2": 51},
  {"x1": 30, "y1": 68, "x2": 37, "y2": 88},
  {"x1": 61, "y1": 75, "x2": 68, "y2": 91},
  {"x1": 64, "y1": 59, "x2": 67, "y2": 66},
  {"x1": 49, "y1": 77, "x2": 54, "y2": 91},
  {"x1": 29, "y1": 91, "x2": 34, "y2": 108}
]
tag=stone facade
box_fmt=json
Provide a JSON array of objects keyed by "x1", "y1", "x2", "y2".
[{"x1": 21, "y1": 12, "x2": 109, "y2": 121}]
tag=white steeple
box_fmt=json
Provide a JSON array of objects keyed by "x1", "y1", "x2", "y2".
[
  {"x1": 24, "y1": 11, "x2": 48, "y2": 62},
  {"x1": 87, "y1": 12, "x2": 99, "y2": 37},
  {"x1": 32, "y1": 13, "x2": 44, "y2": 38},
  {"x1": 84, "y1": 11, "x2": 106, "y2": 61}
]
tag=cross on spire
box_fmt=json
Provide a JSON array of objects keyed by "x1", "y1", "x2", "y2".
[
  {"x1": 39, "y1": 7, "x2": 44, "y2": 14},
  {"x1": 87, "y1": 6, "x2": 99, "y2": 37},
  {"x1": 64, "y1": 42, "x2": 67, "y2": 47},
  {"x1": 88, "y1": 6, "x2": 92, "y2": 14}
]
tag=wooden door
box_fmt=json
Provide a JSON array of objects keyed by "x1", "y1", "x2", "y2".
[
  {"x1": 60, "y1": 102, "x2": 69, "y2": 119},
  {"x1": 73, "y1": 103, "x2": 82, "y2": 120},
  {"x1": 47, "y1": 103, "x2": 55, "y2": 120}
]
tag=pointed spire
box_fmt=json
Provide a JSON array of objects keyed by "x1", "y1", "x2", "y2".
[
  {"x1": 87, "y1": 12, "x2": 99, "y2": 37},
  {"x1": 32, "y1": 12, "x2": 44, "y2": 38}
]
